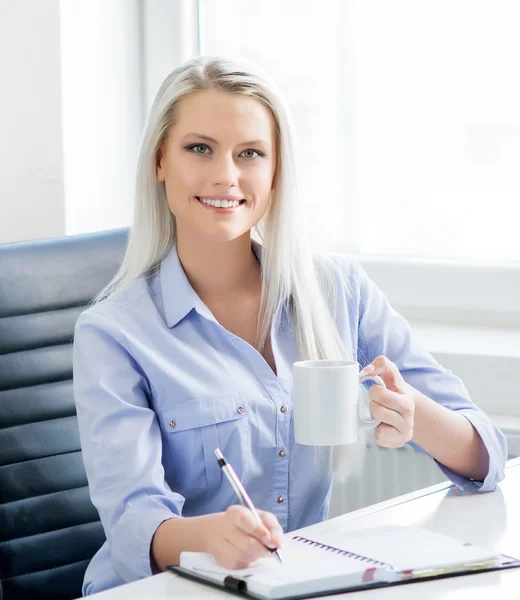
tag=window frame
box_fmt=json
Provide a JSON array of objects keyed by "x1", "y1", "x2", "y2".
[
  {"x1": 355, "y1": 254, "x2": 520, "y2": 327},
  {"x1": 144, "y1": 0, "x2": 520, "y2": 328}
]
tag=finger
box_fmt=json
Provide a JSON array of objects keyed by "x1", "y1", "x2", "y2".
[
  {"x1": 378, "y1": 440, "x2": 406, "y2": 449},
  {"x1": 257, "y1": 510, "x2": 284, "y2": 547},
  {"x1": 369, "y1": 396, "x2": 414, "y2": 435},
  {"x1": 363, "y1": 356, "x2": 406, "y2": 393},
  {"x1": 369, "y1": 386, "x2": 414, "y2": 419},
  {"x1": 369, "y1": 401, "x2": 408, "y2": 433},
  {"x1": 367, "y1": 355, "x2": 394, "y2": 374},
  {"x1": 374, "y1": 423, "x2": 411, "y2": 446},
  {"x1": 227, "y1": 505, "x2": 270, "y2": 541}
]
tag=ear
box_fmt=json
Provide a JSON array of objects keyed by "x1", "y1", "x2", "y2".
[
  {"x1": 271, "y1": 154, "x2": 280, "y2": 190},
  {"x1": 156, "y1": 148, "x2": 165, "y2": 182},
  {"x1": 271, "y1": 169, "x2": 278, "y2": 192}
]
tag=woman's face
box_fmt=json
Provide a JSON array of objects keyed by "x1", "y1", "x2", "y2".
[{"x1": 157, "y1": 89, "x2": 277, "y2": 245}]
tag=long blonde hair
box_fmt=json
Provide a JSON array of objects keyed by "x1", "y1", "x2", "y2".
[{"x1": 97, "y1": 56, "x2": 364, "y2": 477}]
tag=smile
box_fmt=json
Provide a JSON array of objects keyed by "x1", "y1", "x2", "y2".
[{"x1": 196, "y1": 197, "x2": 246, "y2": 210}]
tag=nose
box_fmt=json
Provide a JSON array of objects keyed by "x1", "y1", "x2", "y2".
[{"x1": 212, "y1": 153, "x2": 239, "y2": 188}]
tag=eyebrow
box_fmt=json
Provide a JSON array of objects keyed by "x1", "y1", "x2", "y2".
[{"x1": 183, "y1": 133, "x2": 270, "y2": 147}]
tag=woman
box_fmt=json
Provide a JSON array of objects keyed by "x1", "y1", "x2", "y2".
[{"x1": 73, "y1": 56, "x2": 507, "y2": 595}]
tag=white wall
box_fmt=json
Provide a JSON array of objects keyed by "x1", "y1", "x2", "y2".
[
  {"x1": 0, "y1": 0, "x2": 145, "y2": 244},
  {"x1": 0, "y1": 0, "x2": 64, "y2": 243},
  {"x1": 142, "y1": 0, "x2": 199, "y2": 115},
  {"x1": 59, "y1": 0, "x2": 199, "y2": 236},
  {"x1": 60, "y1": 0, "x2": 143, "y2": 236}
]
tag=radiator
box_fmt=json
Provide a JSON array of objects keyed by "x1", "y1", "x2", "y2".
[{"x1": 329, "y1": 423, "x2": 520, "y2": 519}]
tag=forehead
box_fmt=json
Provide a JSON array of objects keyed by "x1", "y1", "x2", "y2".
[{"x1": 171, "y1": 89, "x2": 275, "y2": 142}]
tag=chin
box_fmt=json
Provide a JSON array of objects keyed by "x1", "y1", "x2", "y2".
[{"x1": 196, "y1": 226, "x2": 251, "y2": 244}]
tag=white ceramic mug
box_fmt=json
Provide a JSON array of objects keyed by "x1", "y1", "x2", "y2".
[{"x1": 292, "y1": 360, "x2": 385, "y2": 446}]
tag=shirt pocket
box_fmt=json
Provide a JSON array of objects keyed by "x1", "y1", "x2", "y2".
[{"x1": 161, "y1": 393, "x2": 250, "y2": 490}]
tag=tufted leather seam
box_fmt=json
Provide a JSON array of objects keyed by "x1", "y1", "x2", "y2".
[
  {"x1": 0, "y1": 302, "x2": 91, "y2": 321},
  {"x1": 0, "y1": 409, "x2": 77, "y2": 430},
  {"x1": 0, "y1": 375, "x2": 73, "y2": 394},
  {"x1": 0, "y1": 413, "x2": 77, "y2": 432},
  {"x1": 0, "y1": 518, "x2": 102, "y2": 546},
  {"x1": 0, "y1": 376, "x2": 72, "y2": 396},
  {"x1": 0, "y1": 341, "x2": 73, "y2": 358},
  {"x1": 0, "y1": 447, "x2": 83, "y2": 470},
  {"x1": 1, "y1": 557, "x2": 92, "y2": 582},
  {"x1": 0, "y1": 339, "x2": 75, "y2": 357},
  {"x1": 0, "y1": 484, "x2": 91, "y2": 510}
]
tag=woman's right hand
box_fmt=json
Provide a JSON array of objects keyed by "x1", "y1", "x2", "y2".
[{"x1": 201, "y1": 506, "x2": 284, "y2": 570}]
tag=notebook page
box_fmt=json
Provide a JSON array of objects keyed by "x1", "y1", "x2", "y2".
[
  {"x1": 306, "y1": 525, "x2": 501, "y2": 572},
  {"x1": 180, "y1": 537, "x2": 382, "y2": 599},
  {"x1": 181, "y1": 536, "x2": 365, "y2": 576}
]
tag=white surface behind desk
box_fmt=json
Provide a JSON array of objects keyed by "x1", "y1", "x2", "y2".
[{"x1": 88, "y1": 459, "x2": 520, "y2": 599}]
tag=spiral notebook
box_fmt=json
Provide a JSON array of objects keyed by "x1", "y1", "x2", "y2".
[{"x1": 168, "y1": 525, "x2": 519, "y2": 600}]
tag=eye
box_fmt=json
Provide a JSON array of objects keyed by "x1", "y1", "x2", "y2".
[
  {"x1": 240, "y1": 149, "x2": 264, "y2": 159},
  {"x1": 186, "y1": 143, "x2": 211, "y2": 155}
]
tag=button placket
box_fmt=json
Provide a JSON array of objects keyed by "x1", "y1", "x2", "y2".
[{"x1": 273, "y1": 397, "x2": 289, "y2": 524}]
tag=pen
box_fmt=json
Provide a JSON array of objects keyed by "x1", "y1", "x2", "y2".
[{"x1": 214, "y1": 448, "x2": 283, "y2": 563}]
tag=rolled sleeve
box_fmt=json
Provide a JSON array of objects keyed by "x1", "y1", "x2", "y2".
[
  {"x1": 434, "y1": 408, "x2": 507, "y2": 492},
  {"x1": 112, "y1": 505, "x2": 181, "y2": 581},
  {"x1": 73, "y1": 308, "x2": 185, "y2": 584},
  {"x1": 349, "y1": 257, "x2": 507, "y2": 492}
]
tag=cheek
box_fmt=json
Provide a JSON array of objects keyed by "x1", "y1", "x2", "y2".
[
  {"x1": 164, "y1": 162, "x2": 200, "y2": 207},
  {"x1": 250, "y1": 166, "x2": 275, "y2": 199}
]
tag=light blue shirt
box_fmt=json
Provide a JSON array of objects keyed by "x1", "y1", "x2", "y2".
[{"x1": 73, "y1": 242, "x2": 507, "y2": 595}]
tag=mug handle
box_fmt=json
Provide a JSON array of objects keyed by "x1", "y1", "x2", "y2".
[{"x1": 358, "y1": 374, "x2": 385, "y2": 429}]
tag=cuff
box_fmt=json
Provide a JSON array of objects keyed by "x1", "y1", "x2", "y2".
[
  {"x1": 435, "y1": 409, "x2": 507, "y2": 493},
  {"x1": 112, "y1": 506, "x2": 182, "y2": 582}
]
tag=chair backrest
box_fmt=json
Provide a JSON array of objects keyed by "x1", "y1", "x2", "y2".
[{"x1": 0, "y1": 229, "x2": 128, "y2": 600}]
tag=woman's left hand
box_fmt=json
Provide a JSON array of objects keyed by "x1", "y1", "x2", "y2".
[{"x1": 362, "y1": 356, "x2": 416, "y2": 449}]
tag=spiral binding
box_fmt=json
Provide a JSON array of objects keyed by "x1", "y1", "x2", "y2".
[{"x1": 292, "y1": 535, "x2": 393, "y2": 569}]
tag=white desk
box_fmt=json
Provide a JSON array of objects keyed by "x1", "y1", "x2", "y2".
[{"x1": 89, "y1": 458, "x2": 520, "y2": 599}]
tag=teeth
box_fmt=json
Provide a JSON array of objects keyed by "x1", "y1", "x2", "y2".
[{"x1": 199, "y1": 198, "x2": 241, "y2": 208}]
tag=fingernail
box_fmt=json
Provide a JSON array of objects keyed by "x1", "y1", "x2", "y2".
[{"x1": 262, "y1": 536, "x2": 275, "y2": 548}]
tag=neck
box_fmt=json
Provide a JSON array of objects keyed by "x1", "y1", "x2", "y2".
[{"x1": 176, "y1": 231, "x2": 261, "y2": 298}]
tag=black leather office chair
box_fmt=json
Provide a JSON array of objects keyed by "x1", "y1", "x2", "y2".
[{"x1": 0, "y1": 229, "x2": 128, "y2": 600}]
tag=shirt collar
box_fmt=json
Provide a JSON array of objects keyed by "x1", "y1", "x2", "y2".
[{"x1": 160, "y1": 239, "x2": 263, "y2": 328}]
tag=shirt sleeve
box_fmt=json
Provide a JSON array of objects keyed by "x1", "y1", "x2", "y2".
[
  {"x1": 73, "y1": 308, "x2": 185, "y2": 583},
  {"x1": 350, "y1": 258, "x2": 507, "y2": 492}
]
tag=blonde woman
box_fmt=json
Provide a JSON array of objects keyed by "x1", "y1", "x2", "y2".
[{"x1": 73, "y1": 56, "x2": 506, "y2": 595}]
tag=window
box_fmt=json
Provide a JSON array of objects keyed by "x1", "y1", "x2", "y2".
[{"x1": 198, "y1": 0, "x2": 520, "y2": 265}]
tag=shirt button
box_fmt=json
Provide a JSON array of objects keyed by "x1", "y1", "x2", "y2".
[
  {"x1": 169, "y1": 421, "x2": 175, "y2": 428},
  {"x1": 279, "y1": 450, "x2": 286, "y2": 457},
  {"x1": 280, "y1": 406, "x2": 287, "y2": 413},
  {"x1": 277, "y1": 496, "x2": 284, "y2": 503},
  {"x1": 237, "y1": 407, "x2": 245, "y2": 414}
]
